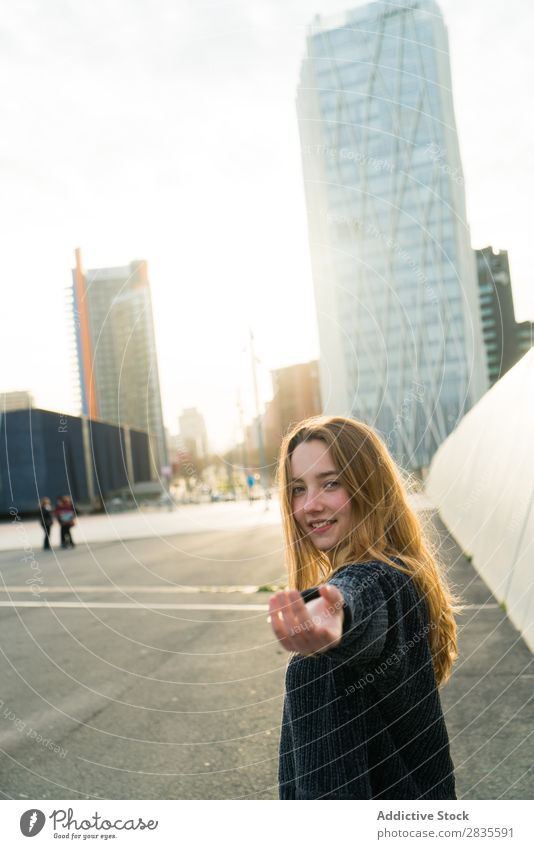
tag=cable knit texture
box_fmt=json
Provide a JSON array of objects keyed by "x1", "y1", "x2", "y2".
[{"x1": 278, "y1": 560, "x2": 456, "y2": 799}]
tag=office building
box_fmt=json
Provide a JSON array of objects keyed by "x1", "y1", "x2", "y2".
[
  {"x1": 297, "y1": 0, "x2": 487, "y2": 469},
  {"x1": 476, "y1": 246, "x2": 534, "y2": 386},
  {"x1": 259, "y1": 360, "x2": 322, "y2": 469},
  {"x1": 271, "y1": 360, "x2": 322, "y2": 434},
  {"x1": 178, "y1": 407, "x2": 209, "y2": 462},
  {"x1": 264, "y1": 360, "x2": 322, "y2": 455},
  {"x1": 70, "y1": 249, "x2": 167, "y2": 472}
]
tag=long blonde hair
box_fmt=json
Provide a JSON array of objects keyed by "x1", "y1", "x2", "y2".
[{"x1": 278, "y1": 416, "x2": 458, "y2": 685}]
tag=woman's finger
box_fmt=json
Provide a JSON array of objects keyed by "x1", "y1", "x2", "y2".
[
  {"x1": 285, "y1": 589, "x2": 317, "y2": 649},
  {"x1": 290, "y1": 594, "x2": 334, "y2": 653},
  {"x1": 268, "y1": 592, "x2": 287, "y2": 629},
  {"x1": 271, "y1": 591, "x2": 321, "y2": 654},
  {"x1": 279, "y1": 590, "x2": 299, "y2": 636},
  {"x1": 269, "y1": 593, "x2": 296, "y2": 651},
  {"x1": 281, "y1": 590, "x2": 316, "y2": 652},
  {"x1": 286, "y1": 591, "x2": 317, "y2": 644}
]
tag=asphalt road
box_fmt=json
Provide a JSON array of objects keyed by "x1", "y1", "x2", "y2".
[
  {"x1": 0, "y1": 523, "x2": 287, "y2": 800},
  {"x1": 0, "y1": 509, "x2": 532, "y2": 799}
]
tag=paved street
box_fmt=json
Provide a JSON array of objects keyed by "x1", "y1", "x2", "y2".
[
  {"x1": 0, "y1": 502, "x2": 532, "y2": 799},
  {"x1": 0, "y1": 499, "x2": 281, "y2": 551}
]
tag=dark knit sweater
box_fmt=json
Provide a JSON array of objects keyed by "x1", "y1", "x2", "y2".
[{"x1": 278, "y1": 560, "x2": 456, "y2": 800}]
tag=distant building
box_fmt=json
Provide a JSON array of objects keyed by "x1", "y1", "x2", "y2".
[
  {"x1": 244, "y1": 415, "x2": 262, "y2": 460},
  {"x1": 178, "y1": 408, "x2": 208, "y2": 462},
  {"x1": 475, "y1": 247, "x2": 534, "y2": 386},
  {"x1": 297, "y1": 0, "x2": 487, "y2": 469},
  {"x1": 165, "y1": 429, "x2": 178, "y2": 456},
  {"x1": 271, "y1": 360, "x2": 322, "y2": 436},
  {"x1": 0, "y1": 408, "x2": 154, "y2": 515},
  {"x1": 0, "y1": 391, "x2": 34, "y2": 412},
  {"x1": 262, "y1": 360, "x2": 322, "y2": 467},
  {"x1": 70, "y1": 249, "x2": 167, "y2": 472}
]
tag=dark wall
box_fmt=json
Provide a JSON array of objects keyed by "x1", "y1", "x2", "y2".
[
  {"x1": 0, "y1": 409, "x2": 153, "y2": 515},
  {"x1": 41, "y1": 411, "x2": 89, "y2": 504},
  {"x1": 0, "y1": 409, "x2": 89, "y2": 514},
  {"x1": 87, "y1": 419, "x2": 129, "y2": 497},
  {"x1": 130, "y1": 428, "x2": 153, "y2": 483}
]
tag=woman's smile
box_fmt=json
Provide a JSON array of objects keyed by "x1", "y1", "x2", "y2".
[{"x1": 309, "y1": 518, "x2": 337, "y2": 533}]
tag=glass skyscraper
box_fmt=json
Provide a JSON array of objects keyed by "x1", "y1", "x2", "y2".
[
  {"x1": 71, "y1": 249, "x2": 168, "y2": 474},
  {"x1": 297, "y1": 0, "x2": 487, "y2": 469}
]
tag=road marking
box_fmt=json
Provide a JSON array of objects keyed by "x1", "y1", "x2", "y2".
[
  {"x1": 0, "y1": 601, "x2": 268, "y2": 611},
  {"x1": 0, "y1": 585, "x2": 273, "y2": 594},
  {"x1": 0, "y1": 599, "x2": 499, "y2": 611}
]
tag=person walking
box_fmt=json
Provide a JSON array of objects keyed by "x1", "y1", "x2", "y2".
[
  {"x1": 55, "y1": 495, "x2": 76, "y2": 549},
  {"x1": 269, "y1": 416, "x2": 458, "y2": 800},
  {"x1": 39, "y1": 497, "x2": 54, "y2": 550}
]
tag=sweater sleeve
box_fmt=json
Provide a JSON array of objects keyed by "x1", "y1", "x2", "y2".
[{"x1": 303, "y1": 565, "x2": 389, "y2": 664}]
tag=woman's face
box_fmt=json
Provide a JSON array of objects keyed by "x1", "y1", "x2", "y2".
[{"x1": 290, "y1": 439, "x2": 354, "y2": 555}]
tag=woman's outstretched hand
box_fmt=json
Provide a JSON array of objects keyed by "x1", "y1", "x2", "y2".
[{"x1": 268, "y1": 584, "x2": 345, "y2": 655}]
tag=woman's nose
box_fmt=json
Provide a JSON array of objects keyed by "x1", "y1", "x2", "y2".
[{"x1": 303, "y1": 489, "x2": 324, "y2": 513}]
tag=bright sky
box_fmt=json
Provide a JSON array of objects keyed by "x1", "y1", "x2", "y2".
[{"x1": 1, "y1": 0, "x2": 533, "y2": 451}]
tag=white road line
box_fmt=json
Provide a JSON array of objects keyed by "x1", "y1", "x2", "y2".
[
  {"x1": 0, "y1": 601, "x2": 268, "y2": 611},
  {"x1": 0, "y1": 599, "x2": 499, "y2": 611},
  {"x1": 0, "y1": 585, "x2": 263, "y2": 594}
]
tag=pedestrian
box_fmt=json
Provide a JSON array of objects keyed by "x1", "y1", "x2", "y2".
[
  {"x1": 38, "y1": 497, "x2": 54, "y2": 550},
  {"x1": 246, "y1": 473, "x2": 255, "y2": 505},
  {"x1": 55, "y1": 495, "x2": 76, "y2": 549},
  {"x1": 269, "y1": 416, "x2": 458, "y2": 800}
]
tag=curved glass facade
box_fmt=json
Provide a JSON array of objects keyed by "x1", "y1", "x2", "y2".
[{"x1": 297, "y1": 0, "x2": 487, "y2": 469}]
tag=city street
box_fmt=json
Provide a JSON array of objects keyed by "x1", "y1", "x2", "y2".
[
  {"x1": 0, "y1": 502, "x2": 532, "y2": 799},
  {"x1": 0, "y1": 503, "x2": 286, "y2": 799}
]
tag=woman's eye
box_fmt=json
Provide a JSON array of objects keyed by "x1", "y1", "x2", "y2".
[
  {"x1": 292, "y1": 486, "x2": 305, "y2": 497},
  {"x1": 325, "y1": 480, "x2": 339, "y2": 490}
]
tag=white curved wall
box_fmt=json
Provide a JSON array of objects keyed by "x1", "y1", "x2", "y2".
[{"x1": 426, "y1": 348, "x2": 534, "y2": 652}]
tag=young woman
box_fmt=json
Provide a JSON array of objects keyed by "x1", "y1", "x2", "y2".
[
  {"x1": 55, "y1": 495, "x2": 76, "y2": 549},
  {"x1": 38, "y1": 497, "x2": 54, "y2": 550},
  {"x1": 269, "y1": 416, "x2": 458, "y2": 800}
]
